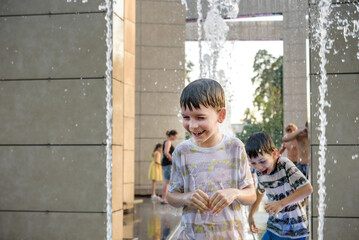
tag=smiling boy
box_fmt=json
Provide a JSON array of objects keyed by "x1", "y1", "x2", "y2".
[
  {"x1": 167, "y1": 79, "x2": 256, "y2": 239},
  {"x1": 246, "y1": 132, "x2": 313, "y2": 240}
]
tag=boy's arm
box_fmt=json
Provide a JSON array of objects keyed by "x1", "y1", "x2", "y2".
[
  {"x1": 167, "y1": 190, "x2": 210, "y2": 211},
  {"x1": 265, "y1": 182, "x2": 313, "y2": 216},
  {"x1": 248, "y1": 189, "x2": 265, "y2": 234},
  {"x1": 249, "y1": 188, "x2": 265, "y2": 216},
  {"x1": 282, "y1": 130, "x2": 301, "y2": 142}
]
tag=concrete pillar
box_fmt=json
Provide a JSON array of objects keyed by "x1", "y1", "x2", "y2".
[
  {"x1": 112, "y1": 0, "x2": 136, "y2": 239},
  {"x1": 135, "y1": 0, "x2": 186, "y2": 195},
  {"x1": 282, "y1": 0, "x2": 309, "y2": 129},
  {"x1": 309, "y1": 2, "x2": 359, "y2": 239},
  {"x1": 0, "y1": 0, "x2": 136, "y2": 239}
]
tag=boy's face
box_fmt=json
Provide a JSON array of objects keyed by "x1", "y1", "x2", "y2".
[
  {"x1": 249, "y1": 150, "x2": 278, "y2": 175},
  {"x1": 181, "y1": 104, "x2": 226, "y2": 147}
]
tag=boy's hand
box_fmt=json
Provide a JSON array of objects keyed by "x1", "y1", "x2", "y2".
[
  {"x1": 209, "y1": 189, "x2": 237, "y2": 215},
  {"x1": 186, "y1": 189, "x2": 210, "y2": 212},
  {"x1": 248, "y1": 215, "x2": 258, "y2": 233},
  {"x1": 265, "y1": 201, "x2": 284, "y2": 216}
]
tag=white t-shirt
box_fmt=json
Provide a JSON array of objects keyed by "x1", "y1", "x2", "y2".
[{"x1": 169, "y1": 135, "x2": 254, "y2": 240}]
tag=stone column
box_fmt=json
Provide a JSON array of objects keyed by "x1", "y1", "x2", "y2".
[
  {"x1": 135, "y1": 0, "x2": 186, "y2": 195},
  {"x1": 112, "y1": 0, "x2": 136, "y2": 239},
  {"x1": 283, "y1": 0, "x2": 309, "y2": 129},
  {"x1": 0, "y1": 1, "x2": 136, "y2": 239},
  {"x1": 309, "y1": 2, "x2": 359, "y2": 239}
]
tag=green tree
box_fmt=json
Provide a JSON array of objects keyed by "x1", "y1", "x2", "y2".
[{"x1": 237, "y1": 50, "x2": 283, "y2": 147}]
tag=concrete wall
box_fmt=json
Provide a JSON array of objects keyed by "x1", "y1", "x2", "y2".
[
  {"x1": 135, "y1": 0, "x2": 186, "y2": 195},
  {"x1": 186, "y1": 0, "x2": 285, "y2": 19},
  {"x1": 0, "y1": 0, "x2": 136, "y2": 239},
  {"x1": 309, "y1": 2, "x2": 359, "y2": 239},
  {"x1": 186, "y1": 20, "x2": 283, "y2": 41}
]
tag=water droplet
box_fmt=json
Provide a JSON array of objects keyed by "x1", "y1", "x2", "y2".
[
  {"x1": 64, "y1": 89, "x2": 68, "y2": 92},
  {"x1": 334, "y1": 159, "x2": 337, "y2": 164}
]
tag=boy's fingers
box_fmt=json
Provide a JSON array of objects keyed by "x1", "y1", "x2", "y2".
[
  {"x1": 250, "y1": 223, "x2": 258, "y2": 233},
  {"x1": 212, "y1": 198, "x2": 227, "y2": 214},
  {"x1": 197, "y1": 190, "x2": 210, "y2": 200},
  {"x1": 209, "y1": 193, "x2": 221, "y2": 209},
  {"x1": 193, "y1": 191, "x2": 209, "y2": 204},
  {"x1": 192, "y1": 196, "x2": 209, "y2": 211}
]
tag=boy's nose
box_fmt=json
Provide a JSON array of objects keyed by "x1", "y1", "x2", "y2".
[{"x1": 189, "y1": 120, "x2": 198, "y2": 129}]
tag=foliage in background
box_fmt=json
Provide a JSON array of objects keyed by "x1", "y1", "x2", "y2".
[{"x1": 237, "y1": 50, "x2": 283, "y2": 148}]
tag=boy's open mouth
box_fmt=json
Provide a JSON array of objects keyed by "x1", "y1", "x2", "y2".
[
  {"x1": 192, "y1": 130, "x2": 205, "y2": 137},
  {"x1": 261, "y1": 169, "x2": 269, "y2": 175}
]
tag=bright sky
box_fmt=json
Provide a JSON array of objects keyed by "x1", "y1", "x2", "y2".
[{"x1": 185, "y1": 40, "x2": 283, "y2": 124}]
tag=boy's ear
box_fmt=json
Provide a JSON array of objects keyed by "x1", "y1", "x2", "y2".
[{"x1": 218, "y1": 108, "x2": 226, "y2": 123}]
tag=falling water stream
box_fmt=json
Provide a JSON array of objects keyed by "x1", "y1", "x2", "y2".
[
  {"x1": 103, "y1": 0, "x2": 113, "y2": 239},
  {"x1": 314, "y1": 1, "x2": 331, "y2": 239}
]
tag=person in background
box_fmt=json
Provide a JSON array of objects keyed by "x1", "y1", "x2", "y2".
[
  {"x1": 279, "y1": 123, "x2": 299, "y2": 163},
  {"x1": 282, "y1": 122, "x2": 310, "y2": 179},
  {"x1": 148, "y1": 143, "x2": 163, "y2": 201},
  {"x1": 161, "y1": 130, "x2": 178, "y2": 204}
]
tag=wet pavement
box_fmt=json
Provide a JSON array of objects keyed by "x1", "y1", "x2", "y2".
[{"x1": 124, "y1": 197, "x2": 269, "y2": 240}]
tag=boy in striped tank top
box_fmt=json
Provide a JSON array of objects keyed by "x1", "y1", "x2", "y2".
[{"x1": 246, "y1": 132, "x2": 313, "y2": 240}]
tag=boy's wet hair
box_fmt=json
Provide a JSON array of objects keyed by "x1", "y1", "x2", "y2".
[
  {"x1": 180, "y1": 79, "x2": 225, "y2": 111},
  {"x1": 245, "y1": 132, "x2": 275, "y2": 159}
]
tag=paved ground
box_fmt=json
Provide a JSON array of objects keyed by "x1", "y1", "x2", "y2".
[{"x1": 124, "y1": 197, "x2": 268, "y2": 239}]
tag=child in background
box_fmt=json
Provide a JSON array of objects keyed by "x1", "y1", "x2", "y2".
[
  {"x1": 167, "y1": 79, "x2": 256, "y2": 239},
  {"x1": 148, "y1": 143, "x2": 163, "y2": 201},
  {"x1": 246, "y1": 132, "x2": 313, "y2": 240}
]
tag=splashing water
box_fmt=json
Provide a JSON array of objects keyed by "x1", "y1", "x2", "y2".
[
  {"x1": 103, "y1": 0, "x2": 113, "y2": 239},
  {"x1": 197, "y1": 0, "x2": 204, "y2": 77},
  {"x1": 203, "y1": 0, "x2": 229, "y2": 79},
  {"x1": 313, "y1": 1, "x2": 332, "y2": 239}
]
